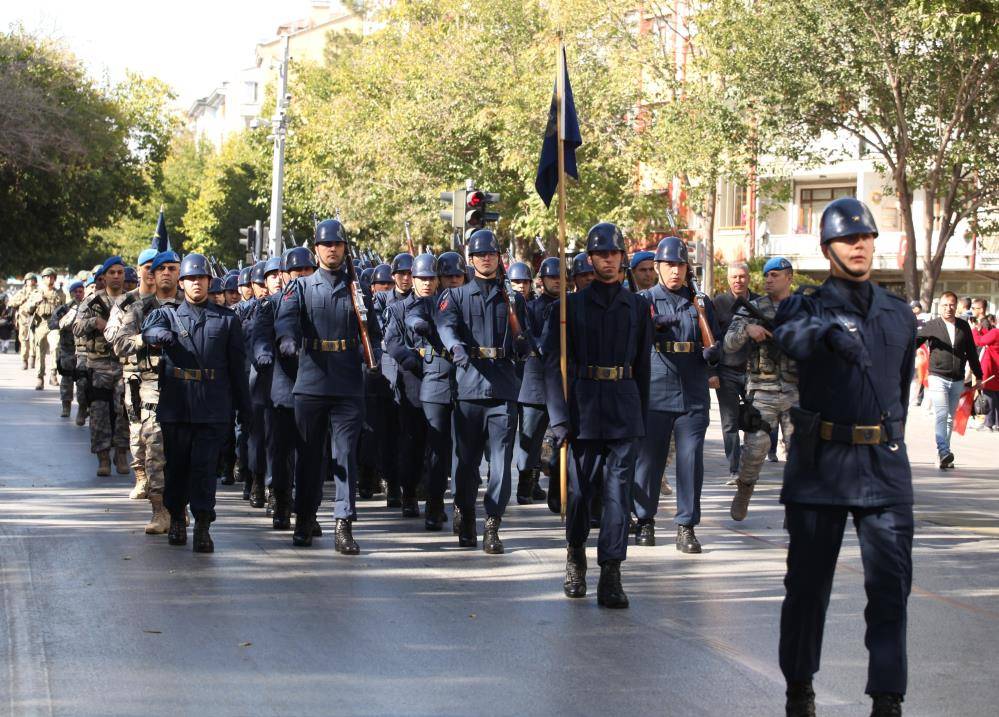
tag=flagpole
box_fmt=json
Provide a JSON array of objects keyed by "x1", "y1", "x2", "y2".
[{"x1": 556, "y1": 39, "x2": 569, "y2": 523}]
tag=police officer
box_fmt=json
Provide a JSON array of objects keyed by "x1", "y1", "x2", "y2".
[
  {"x1": 275, "y1": 219, "x2": 381, "y2": 553},
  {"x1": 773, "y1": 197, "x2": 914, "y2": 717},
  {"x1": 253, "y1": 247, "x2": 316, "y2": 530},
  {"x1": 436, "y1": 229, "x2": 530, "y2": 553},
  {"x1": 384, "y1": 253, "x2": 438, "y2": 519},
  {"x1": 142, "y1": 253, "x2": 251, "y2": 553},
  {"x1": 544, "y1": 222, "x2": 652, "y2": 608},
  {"x1": 515, "y1": 256, "x2": 560, "y2": 503},
  {"x1": 633, "y1": 236, "x2": 720, "y2": 552},
  {"x1": 724, "y1": 256, "x2": 798, "y2": 521},
  {"x1": 50, "y1": 281, "x2": 86, "y2": 417},
  {"x1": 570, "y1": 253, "x2": 594, "y2": 291}
]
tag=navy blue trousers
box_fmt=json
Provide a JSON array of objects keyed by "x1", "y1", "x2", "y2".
[
  {"x1": 566, "y1": 438, "x2": 635, "y2": 564},
  {"x1": 515, "y1": 403, "x2": 549, "y2": 474},
  {"x1": 396, "y1": 382, "x2": 427, "y2": 495},
  {"x1": 247, "y1": 403, "x2": 268, "y2": 476},
  {"x1": 453, "y1": 399, "x2": 516, "y2": 519},
  {"x1": 634, "y1": 409, "x2": 709, "y2": 526},
  {"x1": 293, "y1": 394, "x2": 363, "y2": 521},
  {"x1": 422, "y1": 401, "x2": 452, "y2": 503},
  {"x1": 162, "y1": 422, "x2": 227, "y2": 520},
  {"x1": 780, "y1": 503, "x2": 913, "y2": 695},
  {"x1": 267, "y1": 405, "x2": 296, "y2": 498}
]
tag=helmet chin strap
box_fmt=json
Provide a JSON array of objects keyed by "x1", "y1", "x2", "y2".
[{"x1": 828, "y1": 245, "x2": 869, "y2": 279}]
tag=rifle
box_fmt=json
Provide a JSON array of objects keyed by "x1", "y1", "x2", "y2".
[
  {"x1": 687, "y1": 272, "x2": 716, "y2": 347},
  {"x1": 495, "y1": 259, "x2": 524, "y2": 342},
  {"x1": 733, "y1": 296, "x2": 774, "y2": 331},
  {"x1": 344, "y1": 239, "x2": 376, "y2": 369},
  {"x1": 404, "y1": 222, "x2": 416, "y2": 256},
  {"x1": 534, "y1": 235, "x2": 546, "y2": 256}
]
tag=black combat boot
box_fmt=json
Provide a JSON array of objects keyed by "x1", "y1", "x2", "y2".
[
  {"x1": 265, "y1": 487, "x2": 274, "y2": 516},
  {"x1": 870, "y1": 693, "x2": 903, "y2": 717},
  {"x1": 167, "y1": 515, "x2": 187, "y2": 546},
  {"x1": 385, "y1": 482, "x2": 402, "y2": 508},
  {"x1": 563, "y1": 544, "x2": 587, "y2": 598},
  {"x1": 240, "y1": 469, "x2": 252, "y2": 500},
  {"x1": 457, "y1": 509, "x2": 477, "y2": 548},
  {"x1": 312, "y1": 520, "x2": 323, "y2": 537},
  {"x1": 292, "y1": 514, "x2": 314, "y2": 547},
  {"x1": 516, "y1": 470, "x2": 535, "y2": 505},
  {"x1": 676, "y1": 524, "x2": 702, "y2": 553},
  {"x1": 401, "y1": 492, "x2": 420, "y2": 518},
  {"x1": 452, "y1": 504, "x2": 463, "y2": 536},
  {"x1": 785, "y1": 681, "x2": 816, "y2": 717},
  {"x1": 334, "y1": 518, "x2": 359, "y2": 555},
  {"x1": 220, "y1": 455, "x2": 235, "y2": 485},
  {"x1": 193, "y1": 512, "x2": 214, "y2": 553},
  {"x1": 249, "y1": 474, "x2": 266, "y2": 508},
  {"x1": 424, "y1": 498, "x2": 446, "y2": 531},
  {"x1": 531, "y1": 471, "x2": 546, "y2": 501},
  {"x1": 636, "y1": 519, "x2": 655, "y2": 547},
  {"x1": 596, "y1": 560, "x2": 628, "y2": 609},
  {"x1": 482, "y1": 516, "x2": 504, "y2": 554},
  {"x1": 357, "y1": 464, "x2": 377, "y2": 499},
  {"x1": 272, "y1": 489, "x2": 291, "y2": 530}
]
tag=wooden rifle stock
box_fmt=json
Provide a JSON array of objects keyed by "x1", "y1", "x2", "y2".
[
  {"x1": 687, "y1": 273, "x2": 715, "y2": 347},
  {"x1": 345, "y1": 244, "x2": 376, "y2": 369}
]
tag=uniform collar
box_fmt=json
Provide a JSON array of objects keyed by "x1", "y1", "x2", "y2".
[
  {"x1": 585, "y1": 281, "x2": 629, "y2": 309},
  {"x1": 821, "y1": 277, "x2": 888, "y2": 318}
]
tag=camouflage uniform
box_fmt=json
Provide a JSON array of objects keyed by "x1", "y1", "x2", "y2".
[
  {"x1": 8, "y1": 285, "x2": 37, "y2": 368},
  {"x1": 50, "y1": 301, "x2": 85, "y2": 407},
  {"x1": 724, "y1": 294, "x2": 799, "y2": 493},
  {"x1": 27, "y1": 287, "x2": 65, "y2": 384},
  {"x1": 74, "y1": 290, "x2": 129, "y2": 455}
]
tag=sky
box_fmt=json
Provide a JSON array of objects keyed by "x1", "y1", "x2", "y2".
[{"x1": 1, "y1": 0, "x2": 314, "y2": 108}]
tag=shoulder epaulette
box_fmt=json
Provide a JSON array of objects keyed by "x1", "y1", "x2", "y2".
[{"x1": 796, "y1": 285, "x2": 819, "y2": 297}]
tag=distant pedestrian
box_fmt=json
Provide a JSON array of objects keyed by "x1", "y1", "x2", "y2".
[{"x1": 972, "y1": 313, "x2": 999, "y2": 431}]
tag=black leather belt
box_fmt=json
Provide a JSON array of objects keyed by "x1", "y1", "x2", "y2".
[
  {"x1": 472, "y1": 347, "x2": 505, "y2": 359},
  {"x1": 819, "y1": 420, "x2": 904, "y2": 445},
  {"x1": 172, "y1": 368, "x2": 216, "y2": 381},
  {"x1": 655, "y1": 340, "x2": 697, "y2": 353},
  {"x1": 582, "y1": 365, "x2": 633, "y2": 381},
  {"x1": 307, "y1": 338, "x2": 358, "y2": 352}
]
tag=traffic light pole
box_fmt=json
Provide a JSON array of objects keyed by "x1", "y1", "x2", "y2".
[{"x1": 267, "y1": 34, "x2": 290, "y2": 259}]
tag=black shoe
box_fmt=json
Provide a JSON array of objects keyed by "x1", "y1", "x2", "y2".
[
  {"x1": 516, "y1": 470, "x2": 534, "y2": 505},
  {"x1": 220, "y1": 462, "x2": 235, "y2": 485},
  {"x1": 334, "y1": 518, "x2": 359, "y2": 555},
  {"x1": 483, "y1": 516, "x2": 504, "y2": 554},
  {"x1": 636, "y1": 520, "x2": 655, "y2": 547},
  {"x1": 167, "y1": 517, "x2": 187, "y2": 546},
  {"x1": 358, "y1": 465, "x2": 377, "y2": 499},
  {"x1": 547, "y1": 476, "x2": 561, "y2": 514},
  {"x1": 385, "y1": 483, "x2": 402, "y2": 508},
  {"x1": 939, "y1": 452, "x2": 955, "y2": 469},
  {"x1": 596, "y1": 560, "x2": 628, "y2": 608},
  {"x1": 452, "y1": 505, "x2": 462, "y2": 536},
  {"x1": 193, "y1": 512, "x2": 214, "y2": 553},
  {"x1": 424, "y1": 499, "x2": 446, "y2": 531},
  {"x1": 272, "y1": 492, "x2": 291, "y2": 530},
  {"x1": 531, "y1": 480, "x2": 546, "y2": 501},
  {"x1": 249, "y1": 474, "x2": 266, "y2": 508},
  {"x1": 458, "y1": 511, "x2": 476, "y2": 547},
  {"x1": 785, "y1": 681, "x2": 816, "y2": 717},
  {"x1": 563, "y1": 545, "x2": 587, "y2": 598},
  {"x1": 870, "y1": 693, "x2": 903, "y2": 717},
  {"x1": 312, "y1": 521, "x2": 323, "y2": 537},
  {"x1": 241, "y1": 479, "x2": 251, "y2": 499},
  {"x1": 676, "y1": 524, "x2": 702, "y2": 553},
  {"x1": 292, "y1": 514, "x2": 314, "y2": 547},
  {"x1": 265, "y1": 488, "x2": 274, "y2": 516},
  {"x1": 401, "y1": 494, "x2": 420, "y2": 518}
]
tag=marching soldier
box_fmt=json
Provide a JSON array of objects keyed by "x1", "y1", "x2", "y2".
[
  {"x1": 74, "y1": 257, "x2": 131, "y2": 477},
  {"x1": 544, "y1": 223, "x2": 652, "y2": 608},
  {"x1": 570, "y1": 254, "x2": 594, "y2": 291},
  {"x1": 358, "y1": 262, "x2": 395, "y2": 500},
  {"x1": 112, "y1": 250, "x2": 182, "y2": 533},
  {"x1": 141, "y1": 253, "x2": 251, "y2": 553},
  {"x1": 633, "y1": 236, "x2": 720, "y2": 552},
  {"x1": 10, "y1": 272, "x2": 38, "y2": 370},
  {"x1": 508, "y1": 261, "x2": 534, "y2": 299},
  {"x1": 723, "y1": 256, "x2": 798, "y2": 521},
  {"x1": 26, "y1": 268, "x2": 66, "y2": 390},
  {"x1": 222, "y1": 274, "x2": 241, "y2": 307},
  {"x1": 436, "y1": 229, "x2": 531, "y2": 553},
  {"x1": 275, "y1": 219, "x2": 381, "y2": 553},
  {"x1": 50, "y1": 281, "x2": 86, "y2": 417},
  {"x1": 232, "y1": 266, "x2": 256, "y2": 490},
  {"x1": 773, "y1": 198, "x2": 914, "y2": 717},
  {"x1": 515, "y1": 257, "x2": 560, "y2": 503},
  {"x1": 123, "y1": 267, "x2": 139, "y2": 293}
]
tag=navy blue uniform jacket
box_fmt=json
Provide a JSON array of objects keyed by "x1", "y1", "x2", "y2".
[
  {"x1": 253, "y1": 290, "x2": 298, "y2": 409},
  {"x1": 403, "y1": 294, "x2": 455, "y2": 405},
  {"x1": 518, "y1": 293, "x2": 557, "y2": 405}
]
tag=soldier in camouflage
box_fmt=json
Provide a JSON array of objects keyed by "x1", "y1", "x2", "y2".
[
  {"x1": 50, "y1": 281, "x2": 87, "y2": 417},
  {"x1": 26, "y1": 268, "x2": 66, "y2": 390},
  {"x1": 110, "y1": 250, "x2": 181, "y2": 533},
  {"x1": 9, "y1": 273, "x2": 38, "y2": 370},
  {"x1": 723, "y1": 256, "x2": 799, "y2": 521},
  {"x1": 74, "y1": 257, "x2": 131, "y2": 477}
]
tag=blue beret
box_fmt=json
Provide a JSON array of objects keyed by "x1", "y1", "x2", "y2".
[
  {"x1": 85, "y1": 275, "x2": 95, "y2": 286},
  {"x1": 100, "y1": 256, "x2": 125, "y2": 274},
  {"x1": 630, "y1": 251, "x2": 655, "y2": 270},
  {"x1": 69, "y1": 281, "x2": 84, "y2": 292},
  {"x1": 151, "y1": 250, "x2": 181, "y2": 272},
  {"x1": 137, "y1": 248, "x2": 158, "y2": 266},
  {"x1": 763, "y1": 256, "x2": 793, "y2": 274}
]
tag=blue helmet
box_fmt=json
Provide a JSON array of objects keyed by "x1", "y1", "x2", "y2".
[
  {"x1": 391, "y1": 252, "x2": 415, "y2": 274},
  {"x1": 820, "y1": 197, "x2": 878, "y2": 245},
  {"x1": 137, "y1": 248, "x2": 158, "y2": 266},
  {"x1": 124, "y1": 267, "x2": 139, "y2": 284},
  {"x1": 508, "y1": 261, "x2": 533, "y2": 282},
  {"x1": 179, "y1": 253, "x2": 212, "y2": 280},
  {"x1": 571, "y1": 253, "x2": 594, "y2": 276},
  {"x1": 222, "y1": 274, "x2": 239, "y2": 292},
  {"x1": 151, "y1": 250, "x2": 181, "y2": 272},
  {"x1": 629, "y1": 250, "x2": 655, "y2": 270},
  {"x1": 538, "y1": 257, "x2": 560, "y2": 278},
  {"x1": 284, "y1": 246, "x2": 316, "y2": 272},
  {"x1": 585, "y1": 223, "x2": 625, "y2": 253},
  {"x1": 208, "y1": 277, "x2": 224, "y2": 294},
  {"x1": 467, "y1": 229, "x2": 500, "y2": 256},
  {"x1": 762, "y1": 256, "x2": 793, "y2": 274},
  {"x1": 238, "y1": 266, "x2": 252, "y2": 287},
  {"x1": 225, "y1": 268, "x2": 240, "y2": 278},
  {"x1": 371, "y1": 263, "x2": 393, "y2": 284},
  {"x1": 412, "y1": 253, "x2": 437, "y2": 279},
  {"x1": 360, "y1": 267, "x2": 374, "y2": 285},
  {"x1": 315, "y1": 219, "x2": 347, "y2": 245},
  {"x1": 263, "y1": 255, "x2": 283, "y2": 276},
  {"x1": 437, "y1": 251, "x2": 466, "y2": 277},
  {"x1": 654, "y1": 236, "x2": 688, "y2": 264},
  {"x1": 68, "y1": 280, "x2": 84, "y2": 293},
  {"x1": 250, "y1": 261, "x2": 267, "y2": 285}
]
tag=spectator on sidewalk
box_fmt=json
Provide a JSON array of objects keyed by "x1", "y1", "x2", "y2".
[
  {"x1": 971, "y1": 298, "x2": 989, "y2": 325},
  {"x1": 916, "y1": 291, "x2": 983, "y2": 468},
  {"x1": 972, "y1": 313, "x2": 999, "y2": 432},
  {"x1": 958, "y1": 296, "x2": 973, "y2": 321}
]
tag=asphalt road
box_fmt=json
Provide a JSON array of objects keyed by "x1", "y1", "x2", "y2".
[{"x1": 1, "y1": 351, "x2": 996, "y2": 716}]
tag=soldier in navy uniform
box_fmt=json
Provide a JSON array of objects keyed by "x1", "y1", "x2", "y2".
[
  {"x1": 141, "y1": 254, "x2": 251, "y2": 553},
  {"x1": 243, "y1": 259, "x2": 275, "y2": 508},
  {"x1": 384, "y1": 253, "x2": 438, "y2": 521},
  {"x1": 773, "y1": 197, "x2": 915, "y2": 717},
  {"x1": 515, "y1": 256, "x2": 560, "y2": 503},
  {"x1": 544, "y1": 223, "x2": 652, "y2": 608},
  {"x1": 436, "y1": 229, "x2": 531, "y2": 553},
  {"x1": 275, "y1": 219, "x2": 381, "y2": 553},
  {"x1": 253, "y1": 247, "x2": 316, "y2": 531},
  {"x1": 633, "y1": 236, "x2": 721, "y2": 553},
  {"x1": 570, "y1": 253, "x2": 594, "y2": 291}
]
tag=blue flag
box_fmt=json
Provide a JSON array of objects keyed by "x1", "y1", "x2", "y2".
[
  {"x1": 153, "y1": 209, "x2": 170, "y2": 253},
  {"x1": 535, "y1": 46, "x2": 582, "y2": 208}
]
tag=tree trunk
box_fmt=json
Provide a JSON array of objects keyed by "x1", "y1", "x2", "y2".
[
  {"x1": 704, "y1": 182, "x2": 717, "y2": 295},
  {"x1": 895, "y1": 171, "x2": 919, "y2": 301}
]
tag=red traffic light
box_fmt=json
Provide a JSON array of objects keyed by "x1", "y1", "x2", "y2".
[{"x1": 466, "y1": 191, "x2": 485, "y2": 208}]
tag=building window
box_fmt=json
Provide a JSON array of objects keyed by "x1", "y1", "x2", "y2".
[
  {"x1": 797, "y1": 186, "x2": 855, "y2": 234},
  {"x1": 720, "y1": 183, "x2": 748, "y2": 228},
  {"x1": 244, "y1": 81, "x2": 258, "y2": 103}
]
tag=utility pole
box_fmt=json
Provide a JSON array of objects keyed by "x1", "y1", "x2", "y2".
[{"x1": 267, "y1": 34, "x2": 291, "y2": 258}]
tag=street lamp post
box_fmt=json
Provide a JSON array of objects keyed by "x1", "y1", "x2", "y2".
[{"x1": 267, "y1": 34, "x2": 291, "y2": 258}]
